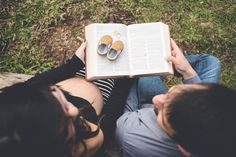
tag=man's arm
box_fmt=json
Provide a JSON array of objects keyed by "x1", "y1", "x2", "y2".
[{"x1": 167, "y1": 39, "x2": 202, "y2": 84}]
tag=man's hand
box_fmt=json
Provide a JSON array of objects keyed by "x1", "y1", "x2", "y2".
[
  {"x1": 75, "y1": 42, "x2": 87, "y2": 64},
  {"x1": 166, "y1": 38, "x2": 197, "y2": 80}
]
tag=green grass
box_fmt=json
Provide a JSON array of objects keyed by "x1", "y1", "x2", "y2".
[
  {"x1": 0, "y1": 0, "x2": 70, "y2": 74},
  {"x1": 1, "y1": 0, "x2": 236, "y2": 87}
]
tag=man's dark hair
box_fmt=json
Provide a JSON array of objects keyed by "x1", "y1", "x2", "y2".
[{"x1": 167, "y1": 83, "x2": 236, "y2": 157}]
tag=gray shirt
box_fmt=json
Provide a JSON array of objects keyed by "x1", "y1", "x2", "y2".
[{"x1": 116, "y1": 76, "x2": 201, "y2": 157}]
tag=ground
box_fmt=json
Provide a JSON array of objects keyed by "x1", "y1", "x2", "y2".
[
  {"x1": 40, "y1": 5, "x2": 137, "y2": 66},
  {"x1": 1, "y1": 1, "x2": 236, "y2": 86}
]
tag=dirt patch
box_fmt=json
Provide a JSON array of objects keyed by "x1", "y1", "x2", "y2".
[
  {"x1": 39, "y1": 9, "x2": 136, "y2": 66},
  {"x1": 40, "y1": 20, "x2": 86, "y2": 65}
]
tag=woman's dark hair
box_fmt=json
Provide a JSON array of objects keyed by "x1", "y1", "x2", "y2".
[
  {"x1": 166, "y1": 83, "x2": 236, "y2": 157},
  {"x1": 0, "y1": 83, "x2": 98, "y2": 157}
]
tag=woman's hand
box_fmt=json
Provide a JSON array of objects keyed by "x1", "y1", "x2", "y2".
[
  {"x1": 75, "y1": 42, "x2": 87, "y2": 64},
  {"x1": 167, "y1": 38, "x2": 197, "y2": 80}
]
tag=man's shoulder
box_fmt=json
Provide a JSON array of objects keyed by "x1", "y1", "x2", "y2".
[
  {"x1": 116, "y1": 108, "x2": 157, "y2": 131},
  {"x1": 115, "y1": 108, "x2": 184, "y2": 157},
  {"x1": 116, "y1": 108, "x2": 168, "y2": 146}
]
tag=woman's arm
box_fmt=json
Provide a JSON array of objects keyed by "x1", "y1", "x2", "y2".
[
  {"x1": 26, "y1": 42, "x2": 87, "y2": 87},
  {"x1": 26, "y1": 56, "x2": 84, "y2": 86}
]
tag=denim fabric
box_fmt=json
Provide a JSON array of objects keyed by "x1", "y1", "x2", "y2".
[{"x1": 186, "y1": 54, "x2": 221, "y2": 83}]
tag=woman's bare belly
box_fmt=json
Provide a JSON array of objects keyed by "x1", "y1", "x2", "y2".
[{"x1": 56, "y1": 77, "x2": 103, "y2": 115}]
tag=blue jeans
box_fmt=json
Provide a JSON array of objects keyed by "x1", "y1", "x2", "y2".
[{"x1": 137, "y1": 54, "x2": 221, "y2": 105}]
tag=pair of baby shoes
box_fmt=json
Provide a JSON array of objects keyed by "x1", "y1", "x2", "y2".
[{"x1": 97, "y1": 35, "x2": 124, "y2": 61}]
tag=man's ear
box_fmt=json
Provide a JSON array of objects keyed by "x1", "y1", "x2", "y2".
[{"x1": 178, "y1": 145, "x2": 192, "y2": 157}]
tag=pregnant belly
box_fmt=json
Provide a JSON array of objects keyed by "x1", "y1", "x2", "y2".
[{"x1": 57, "y1": 77, "x2": 103, "y2": 115}]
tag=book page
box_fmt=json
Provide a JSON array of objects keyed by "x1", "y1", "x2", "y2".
[
  {"x1": 85, "y1": 23, "x2": 130, "y2": 79},
  {"x1": 127, "y1": 22, "x2": 173, "y2": 75}
]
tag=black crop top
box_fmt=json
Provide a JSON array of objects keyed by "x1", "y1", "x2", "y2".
[{"x1": 62, "y1": 91, "x2": 98, "y2": 124}]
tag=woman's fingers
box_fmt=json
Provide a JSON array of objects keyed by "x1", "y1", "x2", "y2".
[
  {"x1": 75, "y1": 42, "x2": 87, "y2": 63},
  {"x1": 77, "y1": 42, "x2": 87, "y2": 52}
]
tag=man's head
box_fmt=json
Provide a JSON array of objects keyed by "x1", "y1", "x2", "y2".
[{"x1": 153, "y1": 83, "x2": 236, "y2": 157}]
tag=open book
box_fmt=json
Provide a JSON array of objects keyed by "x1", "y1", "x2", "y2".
[{"x1": 85, "y1": 22, "x2": 174, "y2": 80}]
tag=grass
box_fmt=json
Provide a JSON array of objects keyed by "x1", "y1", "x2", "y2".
[{"x1": 1, "y1": 0, "x2": 236, "y2": 87}]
